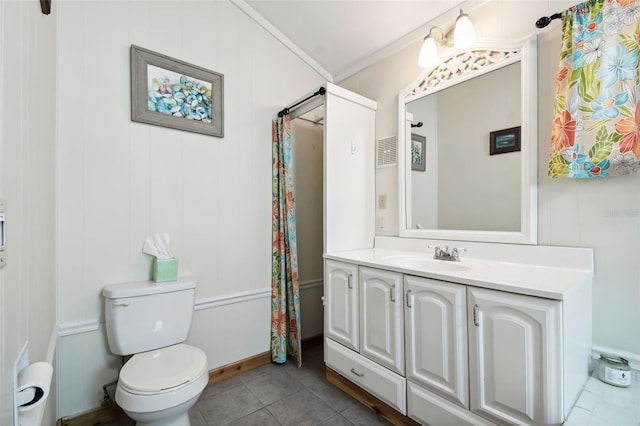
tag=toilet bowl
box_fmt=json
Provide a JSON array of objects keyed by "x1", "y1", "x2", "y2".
[
  {"x1": 102, "y1": 278, "x2": 208, "y2": 426},
  {"x1": 115, "y1": 344, "x2": 208, "y2": 426}
]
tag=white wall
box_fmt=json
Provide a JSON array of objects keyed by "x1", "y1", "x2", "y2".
[
  {"x1": 292, "y1": 118, "x2": 324, "y2": 339},
  {"x1": 0, "y1": 1, "x2": 57, "y2": 425},
  {"x1": 339, "y1": 0, "x2": 640, "y2": 359},
  {"x1": 55, "y1": 0, "x2": 325, "y2": 418}
]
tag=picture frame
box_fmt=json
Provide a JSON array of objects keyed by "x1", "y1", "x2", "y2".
[
  {"x1": 131, "y1": 45, "x2": 224, "y2": 138},
  {"x1": 490, "y1": 126, "x2": 520, "y2": 155},
  {"x1": 411, "y1": 133, "x2": 426, "y2": 171}
]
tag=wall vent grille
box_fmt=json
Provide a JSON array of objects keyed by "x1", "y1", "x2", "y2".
[{"x1": 376, "y1": 136, "x2": 397, "y2": 168}]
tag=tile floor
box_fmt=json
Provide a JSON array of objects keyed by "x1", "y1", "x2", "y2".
[
  {"x1": 564, "y1": 372, "x2": 640, "y2": 426},
  {"x1": 106, "y1": 345, "x2": 640, "y2": 426},
  {"x1": 107, "y1": 344, "x2": 392, "y2": 425}
]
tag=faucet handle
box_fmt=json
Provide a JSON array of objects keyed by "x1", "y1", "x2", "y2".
[{"x1": 450, "y1": 247, "x2": 467, "y2": 261}]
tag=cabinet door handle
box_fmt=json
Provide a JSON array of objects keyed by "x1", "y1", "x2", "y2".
[
  {"x1": 406, "y1": 289, "x2": 412, "y2": 308},
  {"x1": 390, "y1": 284, "x2": 396, "y2": 302},
  {"x1": 350, "y1": 368, "x2": 364, "y2": 377},
  {"x1": 473, "y1": 304, "x2": 480, "y2": 326},
  {"x1": 347, "y1": 273, "x2": 353, "y2": 289}
]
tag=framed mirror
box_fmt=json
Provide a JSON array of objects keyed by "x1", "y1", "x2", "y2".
[{"x1": 398, "y1": 35, "x2": 538, "y2": 244}]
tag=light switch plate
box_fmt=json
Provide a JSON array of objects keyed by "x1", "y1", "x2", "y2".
[{"x1": 378, "y1": 194, "x2": 387, "y2": 210}]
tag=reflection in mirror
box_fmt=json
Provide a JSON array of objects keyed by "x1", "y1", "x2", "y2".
[
  {"x1": 407, "y1": 62, "x2": 521, "y2": 232},
  {"x1": 399, "y1": 36, "x2": 538, "y2": 244}
]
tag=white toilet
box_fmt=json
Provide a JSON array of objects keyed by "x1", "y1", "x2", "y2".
[{"x1": 103, "y1": 278, "x2": 208, "y2": 426}]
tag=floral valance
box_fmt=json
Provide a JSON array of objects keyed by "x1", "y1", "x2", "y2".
[{"x1": 549, "y1": 0, "x2": 640, "y2": 178}]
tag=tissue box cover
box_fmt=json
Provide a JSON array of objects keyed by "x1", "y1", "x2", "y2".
[{"x1": 153, "y1": 258, "x2": 178, "y2": 283}]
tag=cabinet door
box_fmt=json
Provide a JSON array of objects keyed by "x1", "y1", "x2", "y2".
[
  {"x1": 405, "y1": 276, "x2": 468, "y2": 409},
  {"x1": 359, "y1": 266, "x2": 404, "y2": 374},
  {"x1": 467, "y1": 287, "x2": 562, "y2": 426},
  {"x1": 325, "y1": 260, "x2": 359, "y2": 351}
]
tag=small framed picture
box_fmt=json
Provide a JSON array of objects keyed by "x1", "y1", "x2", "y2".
[
  {"x1": 131, "y1": 45, "x2": 224, "y2": 138},
  {"x1": 411, "y1": 133, "x2": 426, "y2": 171},
  {"x1": 490, "y1": 126, "x2": 521, "y2": 155}
]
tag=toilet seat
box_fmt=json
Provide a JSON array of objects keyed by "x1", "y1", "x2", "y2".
[{"x1": 119, "y1": 344, "x2": 208, "y2": 395}]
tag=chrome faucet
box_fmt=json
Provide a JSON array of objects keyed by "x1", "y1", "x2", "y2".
[{"x1": 432, "y1": 245, "x2": 462, "y2": 262}]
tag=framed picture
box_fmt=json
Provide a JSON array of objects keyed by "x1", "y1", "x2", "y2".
[
  {"x1": 490, "y1": 126, "x2": 520, "y2": 155},
  {"x1": 411, "y1": 133, "x2": 426, "y2": 171},
  {"x1": 131, "y1": 45, "x2": 224, "y2": 138}
]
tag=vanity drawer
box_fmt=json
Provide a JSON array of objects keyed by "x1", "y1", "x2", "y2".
[
  {"x1": 407, "y1": 381, "x2": 495, "y2": 426},
  {"x1": 326, "y1": 338, "x2": 406, "y2": 414}
]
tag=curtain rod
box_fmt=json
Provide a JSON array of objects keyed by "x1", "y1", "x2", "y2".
[
  {"x1": 536, "y1": 12, "x2": 561, "y2": 28},
  {"x1": 278, "y1": 87, "x2": 326, "y2": 117}
]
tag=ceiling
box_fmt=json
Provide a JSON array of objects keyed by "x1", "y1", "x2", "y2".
[{"x1": 238, "y1": 0, "x2": 484, "y2": 82}]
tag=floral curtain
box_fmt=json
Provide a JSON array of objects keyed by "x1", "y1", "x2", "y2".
[
  {"x1": 549, "y1": 0, "x2": 640, "y2": 178},
  {"x1": 271, "y1": 114, "x2": 302, "y2": 366}
]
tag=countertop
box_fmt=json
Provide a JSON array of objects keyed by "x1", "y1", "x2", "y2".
[{"x1": 324, "y1": 248, "x2": 593, "y2": 300}]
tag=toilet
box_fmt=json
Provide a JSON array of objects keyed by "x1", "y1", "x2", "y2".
[{"x1": 103, "y1": 278, "x2": 208, "y2": 426}]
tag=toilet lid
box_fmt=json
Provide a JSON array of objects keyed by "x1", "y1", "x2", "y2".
[{"x1": 119, "y1": 344, "x2": 207, "y2": 394}]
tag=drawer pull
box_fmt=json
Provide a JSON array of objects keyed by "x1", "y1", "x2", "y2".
[
  {"x1": 350, "y1": 368, "x2": 364, "y2": 377},
  {"x1": 347, "y1": 274, "x2": 353, "y2": 289},
  {"x1": 390, "y1": 284, "x2": 396, "y2": 302}
]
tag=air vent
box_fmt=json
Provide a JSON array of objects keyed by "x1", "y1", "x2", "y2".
[{"x1": 376, "y1": 136, "x2": 397, "y2": 168}]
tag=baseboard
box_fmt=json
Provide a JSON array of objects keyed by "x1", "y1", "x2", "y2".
[
  {"x1": 325, "y1": 367, "x2": 420, "y2": 426},
  {"x1": 207, "y1": 350, "x2": 271, "y2": 385},
  {"x1": 302, "y1": 333, "x2": 324, "y2": 351},
  {"x1": 208, "y1": 334, "x2": 323, "y2": 384},
  {"x1": 57, "y1": 337, "x2": 322, "y2": 425},
  {"x1": 56, "y1": 403, "x2": 125, "y2": 426},
  {"x1": 592, "y1": 345, "x2": 640, "y2": 372}
]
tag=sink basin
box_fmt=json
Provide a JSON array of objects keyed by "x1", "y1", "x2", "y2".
[{"x1": 385, "y1": 256, "x2": 470, "y2": 272}]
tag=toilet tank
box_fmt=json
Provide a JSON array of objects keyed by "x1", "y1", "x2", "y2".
[{"x1": 103, "y1": 278, "x2": 197, "y2": 356}]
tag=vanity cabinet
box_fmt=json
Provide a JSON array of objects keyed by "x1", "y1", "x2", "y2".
[
  {"x1": 359, "y1": 266, "x2": 404, "y2": 374},
  {"x1": 324, "y1": 262, "x2": 407, "y2": 413},
  {"x1": 467, "y1": 287, "x2": 562, "y2": 426},
  {"x1": 324, "y1": 251, "x2": 591, "y2": 426},
  {"x1": 325, "y1": 260, "x2": 359, "y2": 351},
  {"x1": 404, "y1": 276, "x2": 468, "y2": 409},
  {"x1": 404, "y1": 276, "x2": 564, "y2": 426}
]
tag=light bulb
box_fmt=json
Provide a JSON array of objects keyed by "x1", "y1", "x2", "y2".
[
  {"x1": 454, "y1": 10, "x2": 476, "y2": 48},
  {"x1": 418, "y1": 36, "x2": 438, "y2": 68}
]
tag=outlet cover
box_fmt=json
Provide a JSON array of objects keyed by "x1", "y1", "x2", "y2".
[{"x1": 378, "y1": 194, "x2": 387, "y2": 210}]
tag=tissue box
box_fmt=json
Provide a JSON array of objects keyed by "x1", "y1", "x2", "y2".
[{"x1": 152, "y1": 258, "x2": 178, "y2": 283}]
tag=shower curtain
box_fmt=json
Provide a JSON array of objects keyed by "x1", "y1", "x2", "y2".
[
  {"x1": 549, "y1": 0, "x2": 640, "y2": 178},
  {"x1": 271, "y1": 114, "x2": 302, "y2": 367}
]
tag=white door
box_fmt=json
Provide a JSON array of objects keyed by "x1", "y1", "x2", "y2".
[
  {"x1": 324, "y1": 83, "x2": 377, "y2": 253},
  {"x1": 467, "y1": 287, "x2": 562, "y2": 426},
  {"x1": 405, "y1": 276, "x2": 468, "y2": 409},
  {"x1": 359, "y1": 266, "x2": 404, "y2": 374},
  {"x1": 324, "y1": 260, "x2": 359, "y2": 351}
]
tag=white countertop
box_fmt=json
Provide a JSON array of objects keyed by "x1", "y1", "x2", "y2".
[{"x1": 324, "y1": 248, "x2": 593, "y2": 300}]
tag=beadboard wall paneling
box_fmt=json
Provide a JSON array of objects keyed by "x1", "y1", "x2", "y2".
[{"x1": 56, "y1": 0, "x2": 325, "y2": 417}]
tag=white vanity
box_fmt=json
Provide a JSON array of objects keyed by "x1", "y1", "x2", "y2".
[
  {"x1": 321, "y1": 34, "x2": 594, "y2": 426},
  {"x1": 323, "y1": 240, "x2": 593, "y2": 426}
]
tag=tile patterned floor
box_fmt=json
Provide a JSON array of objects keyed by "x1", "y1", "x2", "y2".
[
  {"x1": 107, "y1": 344, "x2": 391, "y2": 425},
  {"x1": 564, "y1": 372, "x2": 640, "y2": 426},
  {"x1": 106, "y1": 346, "x2": 640, "y2": 425}
]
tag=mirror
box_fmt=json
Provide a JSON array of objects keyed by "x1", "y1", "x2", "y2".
[{"x1": 398, "y1": 36, "x2": 538, "y2": 244}]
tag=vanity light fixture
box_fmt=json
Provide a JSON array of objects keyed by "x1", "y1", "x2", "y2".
[{"x1": 418, "y1": 9, "x2": 476, "y2": 68}]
